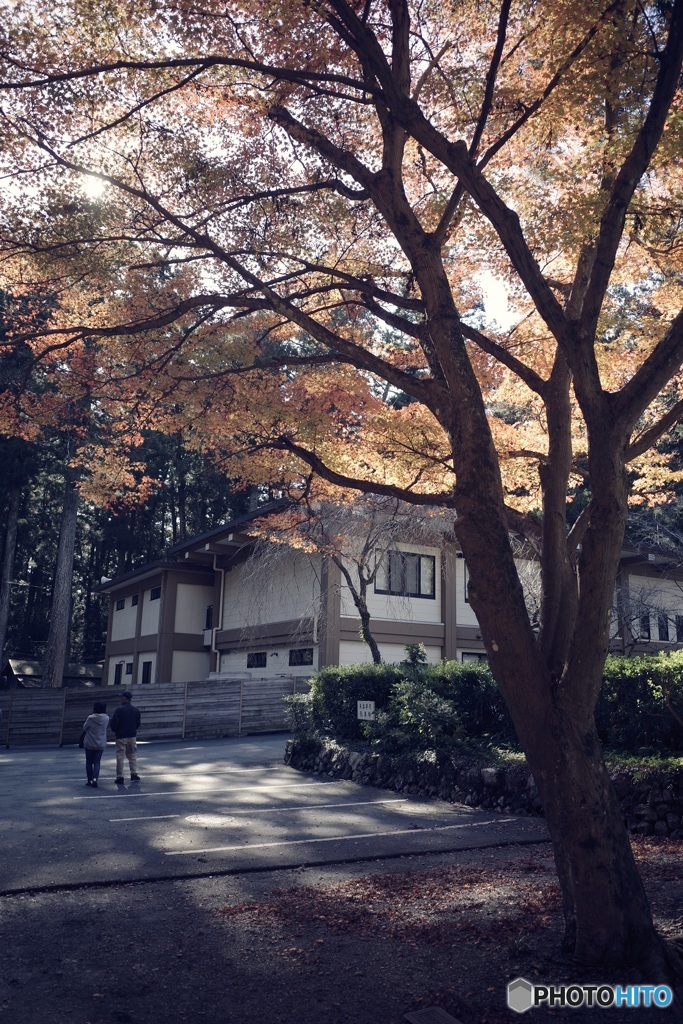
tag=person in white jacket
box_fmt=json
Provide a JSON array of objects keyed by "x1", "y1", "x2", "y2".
[{"x1": 82, "y1": 701, "x2": 110, "y2": 788}]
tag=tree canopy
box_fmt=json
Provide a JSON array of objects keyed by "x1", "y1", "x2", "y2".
[{"x1": 1, "y1": 0, "x2": 681, "y2": 516}]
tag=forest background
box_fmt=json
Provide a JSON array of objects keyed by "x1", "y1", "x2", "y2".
[
  {"x1": 3, "y1": 425, "x2": 683, "y2": 676},
  {"x1": 0, "y1": 425, "x2": 266, "y2": 669}
]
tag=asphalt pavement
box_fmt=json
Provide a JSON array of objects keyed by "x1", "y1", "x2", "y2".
[{"x1": 0, "y1": 734, "x2": 548, "y2": 894}]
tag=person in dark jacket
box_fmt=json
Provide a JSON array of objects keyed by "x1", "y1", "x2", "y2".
[
  {"x1": 82, "y1": 700, "x2": 109, "y2": 787},
  {"x1": 110, "y1": 691, "x2": 141, "y2": 784}
]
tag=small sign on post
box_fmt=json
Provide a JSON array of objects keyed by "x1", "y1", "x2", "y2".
[{"x1": 357, "y1": 700, "x2": 376, "y2": 721}]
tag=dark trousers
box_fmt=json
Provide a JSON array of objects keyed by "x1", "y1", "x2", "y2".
[{"x1": 85, "y1": 747, "x2": 104, "y2": 782}]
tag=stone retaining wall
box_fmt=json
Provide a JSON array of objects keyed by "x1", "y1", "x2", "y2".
[{"x1": 285, "y1": 737, "x2": 683, "y2": 839}]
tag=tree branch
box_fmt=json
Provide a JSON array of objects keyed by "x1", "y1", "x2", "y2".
[
  {"x1": 578, "y1": 0, "x2": 683, "y2": 340},
  {"x1": 274, "y1": 436, "x2": 456, "y2": 507},
  {"x1": 626, "y1": 394, "x2": 683, "y2": 462}
]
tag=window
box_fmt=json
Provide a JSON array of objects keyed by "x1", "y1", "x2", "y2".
[
  {"x1": 658, "y1": 614, "x2": 669, "y2": 642},
  {"x1": 462, "y1": 652, "x2": 488, "y2": 664},
  {"x1": 114, "y1": 663, "x2": 123, "y2": 686},
  {"x1": 247, "y1": 652, "x2": 267, "y2": 669},
  {"x1": 131, "y1": 594, "x2": 139, "y2": 607},
  {"x1": 640, "y1": 613, "x2": 651, "y2": 640},
  {"x1": 141, "y1": 660, "x2": 152, "y2": 685},
  {"x1": 676, "y1": 616, "x2": 683, "y2": 643},
  {"x1": 115, "y1": 598, "x2": 125, "y2": 611},
  {"x1": 150, "y1": 586, "x2": 161, "y2": 601},
  {"x1": 289, "y1": 648, "x2": 314, "y2": 666},
  {"x1": 205, "y1": 605, "x2": 213, "y2": 630},
  {"x1": 125, "y1": 663, "x2": 133, "y2": 675},
  {"x1": 375, "y1": 551, "x2": 436, "y2": 598}
]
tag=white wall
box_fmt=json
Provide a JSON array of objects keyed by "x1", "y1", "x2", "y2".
[
  {"x1": 174, "y1": 583, "x2": 215, "y2": 633},
  {"x1": 339, "y1": 544, "x2": 442, "y2": 624},
  {"x1": 219, "y1": 644, "x2": 318, "y2": 677},
  {"x1": 140, "y1": 589, "x2": 161, "y2": 636},
  {"x1": 339, "y1": 640, "x2": 442, "y2": 666},
  {"x1": 171, "y1": 650, "x2": 211, "y2": 682},
  {"x1": 111, "y1": 599, "x2": 137, "y2": 642},
  {"x1": 106, "y1": 655, "x2": 134, "y2": 685},
  {"x1": 136, "y1": 652, "x2": 156, "y2": 685},
  {"x1": 454, "y1": 556, "x2": 479, "y2": 627},
  {"x1": 222, "y1": 551, "x2": 321, "y2": 630},
  {"x1": 628, "y1": 571, "x2": 683, "y2": 639}
]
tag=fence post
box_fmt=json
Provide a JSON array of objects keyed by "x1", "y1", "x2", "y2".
[
  {"x1": 182, "y1": 680, "x2": 188, "y2": 739},
  {"x1": 58, "y1": 688, "x2": 67, "y2": 746},
  {"x1": 238, "y1": 678, "x2": 244, "y2": 736},
  {"x1": 5, "y1": 691, "x2": 13, "y2": 749}
]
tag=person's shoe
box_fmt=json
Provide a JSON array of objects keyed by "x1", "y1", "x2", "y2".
[
  {"x1": 91, "y1": 780, "x2": 98, "y2": 788},
  {"x1": 85, "y1": 780, "x2": 92, "y2": 786},
  {"x1": 130, "y1": 774, "x2": 141, "y2": 782},
  {"x1": 115, "y1": 777, "x2": 125, "y2": 784}
]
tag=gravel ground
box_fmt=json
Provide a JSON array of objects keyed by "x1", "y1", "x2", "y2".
[{"x1": 1, "y1": 837, "x2": 682, "y2": 1024}]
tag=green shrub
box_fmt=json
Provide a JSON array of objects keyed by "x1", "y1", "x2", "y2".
[
  {"x1": 297, "y1": 649, "x2": 683, "y2": 758},
  {"x1": 284, "y1": 692, "x2": 316, "y2": 735},
  {"x1": 307, "y1": 663, "x2": 403, "y2": 741},
  {"x1": 423, "y1": 660, "x2": 517, "y2": 743},
  {"x1": 399, "y1": 643, "x2": 429, "y2": 682},
  {"x1": 366, "y1": 679, "x2": 464, "y2": 753},
  {"x1": 597, "y1": 652, "x2": 683, "y2": 753}
]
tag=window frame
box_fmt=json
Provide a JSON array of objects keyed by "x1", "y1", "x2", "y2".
[
  {"x1": 374, "y1": 550, "x2": 436, "y2": 599},
  {"x1": 150, "y1": 586, "x2": 161, "y2": 601},
  {"x1": 289, "y1": 648, "x2": 314, "y2": 666},
  {"x1": 247, "y1": 651, "x2": 267, "y2": 669}
]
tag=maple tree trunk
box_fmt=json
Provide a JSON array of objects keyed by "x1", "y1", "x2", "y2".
[
  {"x1": 521, "y1": 691, "x2": 666, "y2": 968},
  {"x1": 485, "y1": 631, "x2": 682, "y2": 979},
  {"x1": 42, "y1": 474, "x2": 79, "y2": 688},
  {"x1": 451, "y1": 428, "x2": 683, "y2": 980}
]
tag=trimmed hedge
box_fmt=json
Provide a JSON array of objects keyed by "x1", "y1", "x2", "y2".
[
  {"x1": 306, "y1": 663, "x2": 404, "y2": 741},
  {"x1": 296, "y1": 657, "x2": 514, "y2": 751},
  {"x1": 597, "y1": 651, "x2": 683, "y2": 753},
  {"x1": 292, "y1": 651, "x2": 683, "y2": 756},
  {"x1": 421, "y1": 660, "x2": 516, "y2": 743}
]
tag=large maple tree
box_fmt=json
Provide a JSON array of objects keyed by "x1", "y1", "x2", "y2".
[{"x1": 2, "y1": 0, "x2": 683, "y2": 978}]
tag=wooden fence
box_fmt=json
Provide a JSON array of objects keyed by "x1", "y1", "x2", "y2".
[{"x1": 0, "y1": 677, "x2": 310, "y2": 748}]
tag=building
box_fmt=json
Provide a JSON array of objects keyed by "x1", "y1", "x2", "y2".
[{"x1": 98, "y1": 503, "x2": 683, "y2": 686}]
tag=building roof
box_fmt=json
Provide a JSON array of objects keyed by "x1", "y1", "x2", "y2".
[
  {"x1": 166, "y1": 499, "x2": 289, "y2": 557},
  {"x1": 96, "y1": 559, "x2": 215, "y2": 595},
  {"x1": 96, "y1": 500, "x2": 290, "y2": 594}
]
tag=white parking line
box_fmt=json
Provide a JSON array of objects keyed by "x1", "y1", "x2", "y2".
[
  {"x1": 165, "y1": 818, "x2": 515, "y2": 855},
  {"x1": 73, "y1": 780, "x2": 340, "y2": 800},
  {"x1": 69, "y1": 766, "x2": 283, "y2": 783},
  {"x1": 109, "y1": 797, "x2": 408, "y2": 822},
  {"x1": 110, "y1": 814, "x2": 183, "y2": 822}
]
